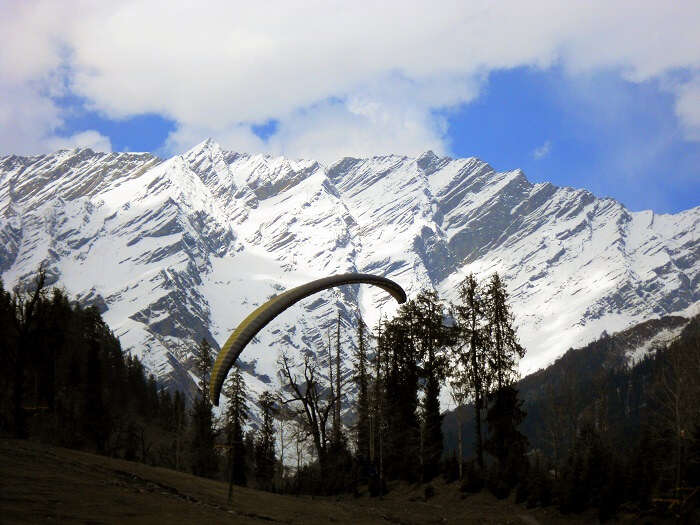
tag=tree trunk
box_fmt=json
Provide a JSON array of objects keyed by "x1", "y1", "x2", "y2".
[
  {"x1": 469, "y1": 324, "x2": 484, "y2": 469},
  {"x1": 13, "y1": 339, "x2": 26, "y2": 438},
  {"x1": 456, "y1": 405, "x2": 463, "y2": 480},
  {"x1": 474, "y1": 395, "x2": 483, "y2": 469},
  {"x1": 328, "y1": 332, "x2": 336, "y2": 440},
  {"x1": 336, "y1": 313, "x2": 342, "y2": 443}
]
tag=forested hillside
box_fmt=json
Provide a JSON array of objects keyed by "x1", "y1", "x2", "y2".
[
  {"x1": 444, "y1": 314, "x2": 700, "y2": 518},
  {"x1": 2, "y1": 144, "x2": 697, "y2": 402},
  {"x1": 2, "y1": 269, "x2": 698, "y2": 522},
  {"x1": 0, "y1": 270, "x2": 189, "y2": 467}
]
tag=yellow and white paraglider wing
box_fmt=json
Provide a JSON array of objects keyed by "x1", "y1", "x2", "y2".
[{"x1": 209, "y1": 273, "x2": 406, "y2": 405}]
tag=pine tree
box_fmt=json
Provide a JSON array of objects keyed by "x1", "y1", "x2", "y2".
[
  {"x1": 10, "y1": 268, "x2": 47, "y2": 437},
  {"x1": 559, "y1": 421, "x2": 610, "y2": 513},
  {"x1": 328, "y1": 330, "x2": 336, "y2": 445},
  {"x1": 256, "y1": 390, "x2": 276, "y2": 490},
  {"x1": 173, "y1": 390, "x2": 187, "y2": 471},
  {"x1": 382, "y1": 305, "x2": 421, "y2": 482},
  {"x1": 484, "y1": 273, "x2": 524, "y2": 392},
  {"x1": 368, "y1": 317, "x2": 386, "y2": 495},
  {"x1": 156, "y1": 387, "x2": 177, "y2": 467},
  {"x1": 0, "y1": 276, "x2": 201, "y2": 473},
  {"x1": 83, "y1": 337, "x2": 109, "y2": 453},
  {"x1": 146, "y1": 374, "x2": 159, "y2": 420},
  {"x1": 223, "y1": 365, "x2": 249, "y2": 487},
  {"x1": 195, "y1": 338, "x2": 213, "y2": 398},
  {"x1": 0, "y1": 279, "x2": 16, "y2": 428},
  {"x1": 450, "y1": 273, "x2": 490, "y2": 470},
  {"x1": 484, "y1": 385, "x2": 529, "y2": 489},
  {"x1": 189, "y1": 338, "x2": 218, "y2": 477},
  {"x1": 414, "y1": 290, "x2": 448, "y2": 481},
  {"x1": 334, "y1": 312, "x2": 343, "y2": 447},
  {"x1": 354, "y1": 315, "x2": 370, "y2": 461},
  {"x1": 481, "y1": 273, "x2": 527, "y2": 492},
  {"x1": 190, "y1": 394, "x2": 218, "y2": 477}
]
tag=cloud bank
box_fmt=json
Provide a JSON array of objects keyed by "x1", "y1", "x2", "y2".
[{"x1": 1, "y1": 1, "x2": 699, "y2": 161}]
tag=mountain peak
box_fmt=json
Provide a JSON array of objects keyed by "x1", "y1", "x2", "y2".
[
  {"x1": 416, "y1": 149, "x2": 444, "y2": 175},
  {"x1": 185, "y1": 137, "x2": 222, "y2": 156},
  {"x1": 0, "y1": 144, "x2": 696, "y2": 406}
]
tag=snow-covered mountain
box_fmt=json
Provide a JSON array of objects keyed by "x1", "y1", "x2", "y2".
[{"x1": 1, "y1": 140, "x2": 698, "y2": 407}]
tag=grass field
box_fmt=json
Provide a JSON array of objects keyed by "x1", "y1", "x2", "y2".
[{"x1": 1, "y1": 438, "x2": 620, "y2": 524}]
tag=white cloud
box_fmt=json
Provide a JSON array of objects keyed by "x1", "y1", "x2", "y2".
[
  {"x1": 0, "y1": 2, "x2": 67, "y2": 84},
  {"x1": 166, "y1": 96, "x2": 449, "y2": 164},
  {"x1": 267, "y1": 96, "x2": 449, "y2": 164},
  {"x1": 0, "y1": 81, "x2": 111, "y2": 155},
  {"x1": 164, "y1": 72, "x2": 475, "y2": 162},
  {"x1": 0, "y1": 82, "x2": 62, "y2": 155},
  {"x1": 532, "y1": 140, "x2": 551, "y2": 160},
  {"x1": 674, "y1": 74, "x2": 700, "y2": 141},
  {"x1": 164, "y1": 123, "x2": 265, "y2": 158},
  {"x1": 44, "y1": 130, "x2": 112, "y2": 153},
  {"x1": 1, "y1": 1, "x2": 699, "y2": 157}
]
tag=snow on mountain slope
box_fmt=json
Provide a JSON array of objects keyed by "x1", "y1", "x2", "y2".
[
  {"x1": 620, "y1": 316, "x2": 689, "y2": 365},
  {"x1": 329, "y1": 150, "x2": 698, "y2": 373},
  {"x1": 1, "y1": 141, "x2": 698, "y2": 410}
]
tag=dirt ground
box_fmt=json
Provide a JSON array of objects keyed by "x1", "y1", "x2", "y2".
[{"x1": 0, "y1": 438, "x2": 627, "y2": 524}]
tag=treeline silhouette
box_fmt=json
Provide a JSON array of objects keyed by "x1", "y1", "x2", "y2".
[
  {"x1": 231, "y1": 272, "x2": 531, "y2": 498},
  {"x1": 2, "y1": 268, "x2": 698, "y2": 521},
  {"x1": 443, "y1": 314, "x2": 700, "y2": 520},
  {"x1": 535, "y1": 315, "x2": 700, "y2": 519},
  {"x1": 0, "y1": 270, "x2": 193, "y2": 467},
  {"x1": 0, "y1": 271, "x2": 266, "y2": 483}
]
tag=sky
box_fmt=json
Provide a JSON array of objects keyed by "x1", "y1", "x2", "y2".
[{"x1": 1, "y1": 1, "x2": 698, "y2": 214}]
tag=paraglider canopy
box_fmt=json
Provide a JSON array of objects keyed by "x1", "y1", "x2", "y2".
[{"x1": 209, "y1": 273, "x2": 406, "y2": 406}]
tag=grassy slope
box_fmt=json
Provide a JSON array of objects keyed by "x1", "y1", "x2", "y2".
[{"x1": 0, "y1": 438, "x2": 600, "y2": 524}]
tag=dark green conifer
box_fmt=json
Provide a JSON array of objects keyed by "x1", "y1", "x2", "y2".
[
  {"x1": 484, "y1": 272, "x2": 524, "y2": 391},
  {"x1": 484, "y1": 385, "x2": 529, "y2": 491},
  {"x1": 414, "y1": 290, "x2": 448, "y2": 481},
  {"x1": 382, "y1": 305, "x2": 420, "y2": 482},
  {"x1": 354, "y1": 315, "x2": 370, "y2": 461},
  {"x1": 189, "y1": 338, "x2": 218, "y2": 477},
  {"x1": 223, "y1": 365, "x2": 249, "y2": 487},
  {"x1": 255, "y1": 390, "x2": 276, "y2": 489},
  {"x1": 450, "y1": 273, "x2": 489, "y2": 470}
]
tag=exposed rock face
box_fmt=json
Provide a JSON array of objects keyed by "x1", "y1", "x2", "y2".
[{"x1": 1, "y1": 141, "x2": 698, "y2": 411}]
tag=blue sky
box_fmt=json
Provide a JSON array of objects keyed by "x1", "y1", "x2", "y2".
[
  {"x1": 443, "y1": 67, "x2": 700, "y2": 213},
  {"x1": 2, "y1": 2, "x2": 698, "y2": 214},
  {"x1": 54, "y1": 65, "x2": 698, "y2": 213}
]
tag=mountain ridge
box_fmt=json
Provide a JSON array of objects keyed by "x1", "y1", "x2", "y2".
[{"x1": 1, "y1": 140, "x2": 697, "y2": 408}]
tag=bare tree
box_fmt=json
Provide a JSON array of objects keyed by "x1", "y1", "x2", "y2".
[
  {"x1": 277, "y1": 350, "x2": 338, "y2": 476},
  {"x1": 276, "y1": 404, "x2": 307, "y2": 488}
]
